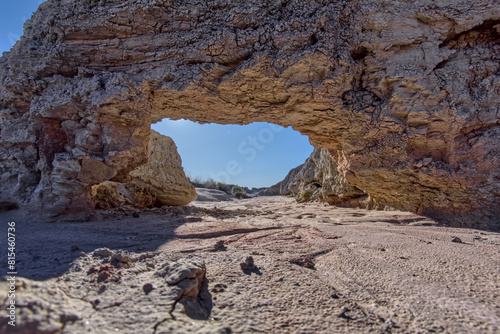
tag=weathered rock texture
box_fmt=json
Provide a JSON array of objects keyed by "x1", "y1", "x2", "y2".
[
  {"x1": 92, "y1": 130, "x2": 197, "y2": 209},
  {"x1": 128, "y1": 130, "x2": 197, "y2": 206},
  {"x1": 194, "y1": 188, "x2": 232, "y2": 202},
  {"x1": 0, "y1": 251, "x2": 222, "y2": 333},
  {"x1": 0, "y1": 0, "x2": 499, "y2": 228},
  {"x1": 262, "y1": 148, "x2": 369, "y2": 206}
]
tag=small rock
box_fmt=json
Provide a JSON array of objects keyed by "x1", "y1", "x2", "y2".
[
  {"x1": 94, "y1": 248, "x2": 114, "y2": 257},
  {"x1": 338, "y1": 307, "x2": 352, "y2": 320},
  {"x1": 211, "y1": 283, "x2": 227, "y2": 293},
  {"x1": 214, "y1": 240, "x2": 226, "y2": 250},
  {"x1": 331, "y1": 293, "x2": 340, "y2": 299},
  {"x1": 275, "y1": 276, "x2": 284, "y2": 282},
  {"x1": 71, "y1": 245, "x2": 80, "y2": 252},
  {"x1": 132, "y1": 212, "x2": 140, "y2": 218},
  {"x1": 290, "y1": 257, "x2": 315, "y2": 269},
  {"x1": 379, "y1": 248, "x2": 386, "y2": 252},
  {"x1": 451, "y1": 236, "x2": 463, "y2": 243},
  {"x1": 422, "y1": 157, "x2": 433, "y2": 166},
  {"x1": 98, "y1": 285, "x2": 107, "y2": 294},
  {"x1": 143, "y1": 283, "x2": 153, "y2": 294},
  {"x1": 240, "y1": 256, "x2": 256, "y2": 270},
  {"x1": 98, "y1": 271, "x2": 111, "y2": 283},
  {"x1": 115, "y1": 262, "x2": 130, "y2": 269},
  {"x1": 111, "y1": 252, "x2": 132, "y2": 268}
]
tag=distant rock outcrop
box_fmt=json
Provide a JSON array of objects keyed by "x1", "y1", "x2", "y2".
[
  {"x1": 194, "y1": 188, "x2": 232, "y2": 202},
  {"x1": 262, "y1": 148, "x2": 369, "y2": 206},
  {"x1": 0, "y1": 0, "x2": 499, "y2": 229},
  {"x1": 92, "y1": 130, "x2": 196, "y2": 209}
]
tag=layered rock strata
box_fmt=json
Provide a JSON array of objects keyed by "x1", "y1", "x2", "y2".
[{"x1": 0, "y1": 0, "x2": 499, "y2": 229}]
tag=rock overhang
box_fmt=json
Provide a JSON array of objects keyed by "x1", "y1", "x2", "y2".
[{"x1": 0, "y1": 0, "x2": 499, "y2": 230}]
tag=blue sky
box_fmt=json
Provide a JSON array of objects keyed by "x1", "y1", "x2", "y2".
[
  {"x1": 0, "y1": 1, "x2": 44, "y2": 54},
  {"x1": 1, "y1": 1, "x2": 314, "y2": 188},
  {"x1": 153, "y1": 120, "x2": 313, "y2": 188}
]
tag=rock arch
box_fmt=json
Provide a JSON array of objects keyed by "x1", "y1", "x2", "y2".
[{"x1": 0, "y1": 0, "x2": 499, "y2": 229}]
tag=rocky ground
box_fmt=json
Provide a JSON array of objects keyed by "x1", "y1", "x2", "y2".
[{"x1": 1, "y1": 196, "x2": 499, "y2": 333}]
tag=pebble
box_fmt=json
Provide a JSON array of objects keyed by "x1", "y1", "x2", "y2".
[
  {"x1": 214, "y1": 240, "x2": 226, "y2": 250},
  {"x1": 143, "y1": 283, "x2": 153, "y2": 294},
  {"x1": 211, "y1": 283, "x2": 227, "y2": 293}
]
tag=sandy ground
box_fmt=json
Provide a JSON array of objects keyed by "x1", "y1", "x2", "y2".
[{"x1": 1, "y1": 196, "x2": 499, "y2": 333}]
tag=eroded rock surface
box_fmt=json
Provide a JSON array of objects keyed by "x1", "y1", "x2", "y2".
[
  {"x1": 92, "y1": 130, "x2": 196, "y2": 209},
  {"x1": 0, "y1": 250, "x2": 222, "y2": 334},
  {"x1": 0, "y1": 0, "x2": 499, "y2": 228},
  {"x1": 195, "y1": 188, "x2": 233, "y2": 202},
  {"x1": 262, "y1": 148, "x2": 369, "y2": 206}
]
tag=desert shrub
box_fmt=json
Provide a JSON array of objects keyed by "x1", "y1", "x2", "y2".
[
  {"x1": 215, "y1": 182, "x2": 228, "y2": 191},
  {"x1": 297, "y1": 191, "x2": 311, "y2": 203},
  {"x1": 231, "y1": 186, "x2": 246, "y2": 199},
  {"x1": 231, "y1": 185, "x2": 244, "y2": 194},
  {"x1": 202, "y1": 178, "x2": 217, "y2": 189},
  {"x1": 188, "y1": 176, "x2": 217, "y2": 189}
]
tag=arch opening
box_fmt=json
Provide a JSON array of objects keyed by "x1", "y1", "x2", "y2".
[{"x1": 152, "y1": 119, "x2": 314, "y2": 189}]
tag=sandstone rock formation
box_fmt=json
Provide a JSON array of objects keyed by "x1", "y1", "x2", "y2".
[
  {"x1": 194, "y1": 188, "x2": 233, "y2": 202},
  {"x1": 129, "y1": 130, "x2": 197, "y2": 206},
  {"x1": 92, "y1": 130, "x2": 196, "y2": 209},
  {"x1": 0, "y1": 0, "x2": 499, "y2": 229},
  {"x1": 262, "y1": 148, "x2": 369, "y2": 207}
]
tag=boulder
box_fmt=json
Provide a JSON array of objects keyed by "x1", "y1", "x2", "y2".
[
  {"x1": 92, "y1": 130, "x2": 197, "y2": 209},
  {"x1": 129, "y1": 130, "x2": 197, "y2": 206}
]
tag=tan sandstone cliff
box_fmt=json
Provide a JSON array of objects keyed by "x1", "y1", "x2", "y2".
[{"x1": 0, "y1": 0, "x2": 499, "y2": 229}]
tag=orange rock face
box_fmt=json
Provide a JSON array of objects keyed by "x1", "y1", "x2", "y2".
[{"x1": 0, "y1": 0, "x2": 499, "y2": 229}]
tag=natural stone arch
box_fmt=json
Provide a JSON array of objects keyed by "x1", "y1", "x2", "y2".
[{"x1": 0, "y1": 0, "x2": 499, "y2": 230}]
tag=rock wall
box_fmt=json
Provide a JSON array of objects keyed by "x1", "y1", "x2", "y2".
[
  {"x1": 262, "y1": 148, "x2": 369, "y2": 207},
  {"x1": 0, "y1": 0, "x2": 499, "y2": 229}
]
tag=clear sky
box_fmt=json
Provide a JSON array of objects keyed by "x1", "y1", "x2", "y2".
[
  {"x1": 0, "y1": 1, "x2": 44, "y2": 54},
  {"x1": 152, "y1": 120, "x2": 313, "y2": 188},
  {"x1": 1, "y1": 1, "x2": 314, "y2": 188}
]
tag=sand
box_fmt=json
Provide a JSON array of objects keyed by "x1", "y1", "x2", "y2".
[{"x1": 1, "y1": 196, "x2": 499, "y2": 333}]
